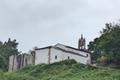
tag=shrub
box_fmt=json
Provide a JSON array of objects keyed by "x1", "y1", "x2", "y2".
[{"x1": 98, "y1": 56, "x2": 109, "y2": 66}]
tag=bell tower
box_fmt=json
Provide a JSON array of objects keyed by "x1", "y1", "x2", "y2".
[{"x1": 78, "y1": 34, "x2": 86, "y2": 50}]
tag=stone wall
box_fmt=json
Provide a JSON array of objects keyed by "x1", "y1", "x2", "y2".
[{"x1": 8, "y1": 53, "x2": 34, "y2": 72}]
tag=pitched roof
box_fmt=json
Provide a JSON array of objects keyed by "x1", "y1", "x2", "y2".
[
  {"x1": 55, "y1": 43, "x2": 90, "y2": 53},
  {"x1": 34, "y1": 43, "x2": 90, "y2": 57}
]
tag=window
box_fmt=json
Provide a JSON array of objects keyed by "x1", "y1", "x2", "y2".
[
  {"x1": 55, "y1": 56, "x2": 57, "y2": 59},
  {"x1": 25, "y1": 58, "x2": 27, "y2": 65},
  {"x1": 68, "y1": 56, "x2": 70, "y2": 60},
  {"x1": 87, "y1": 54, "x2": 88, "y2": 56}
]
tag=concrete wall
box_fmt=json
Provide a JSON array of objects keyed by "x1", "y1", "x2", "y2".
[
  {"x1": 9, "y1": 55, "x2": 14, "y2": 72},
  {"x1": 8, "y1": 54, "x2": 34, "y2": 72},
  {"x1": 9, "y1": 55, "x2": 18, "y2": 72}
]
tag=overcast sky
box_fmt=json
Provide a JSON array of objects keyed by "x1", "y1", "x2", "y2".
[{"x1": 0, "y1": 0, "x2": 120, "y2": 52}]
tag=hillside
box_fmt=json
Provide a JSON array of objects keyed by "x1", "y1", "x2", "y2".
[{"x1": 0, "y1": 60, "x2": 120, "y2": 80}]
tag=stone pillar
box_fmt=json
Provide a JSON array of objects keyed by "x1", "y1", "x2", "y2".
[{"x1": 8, "y1": 55, "x2": 14, "y2": 72}]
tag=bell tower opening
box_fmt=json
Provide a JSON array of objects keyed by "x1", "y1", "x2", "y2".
[{"x1": 78, "y1": 34, "x2": 86, "y2": 50}]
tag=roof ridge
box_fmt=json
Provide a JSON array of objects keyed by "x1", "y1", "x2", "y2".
[{"x1": 55, "y1": 43, "x2": 90, "y2": 53}]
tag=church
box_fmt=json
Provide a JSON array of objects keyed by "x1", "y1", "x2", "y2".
[{"x1": 9, "y1": 35, "x2": 91, "y2": 72}]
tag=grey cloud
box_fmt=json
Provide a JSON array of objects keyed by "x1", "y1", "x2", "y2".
[
  {"x1": 0, "y1": 0, "x2": 82, "y2": 30},
  {"x1": 0, "y1": 0, "x2": 120, "y2": 52}
]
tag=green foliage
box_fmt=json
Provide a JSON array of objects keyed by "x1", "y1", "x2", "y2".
[
  {"x1": 0, "y1": 60, "x2": 120, "y2": 80},
  {"x1": 88, "y1": 38, "x2": 101, "y2": 62},
  {"x1": 88, "y1": 22, "x2": 120, "y2": 66},
  {"x1": 97, "y1": 56, "x2": 110, "y2": 66},
  {"x1": 0, "y1": 38, "x2": 19, "y2": 71}
]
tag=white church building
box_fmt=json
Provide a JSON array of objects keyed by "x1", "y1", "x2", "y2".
[
  {"x1": 9, "y1": 35, "x2": 91, "y2": 72},
  {"x1": 34, "y1": 43, "x2": 91, "y2": 65}
]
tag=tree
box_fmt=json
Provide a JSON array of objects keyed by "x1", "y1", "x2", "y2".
[
  {"x1": 0, "y1": 38, "x2": 19, "y2": 71},
  {"x1": 88, "y1": 38, "x2": 101, "y2": 62},
  {"x1": 88, "y1": 22, "x2": 120, "y2": 66}
]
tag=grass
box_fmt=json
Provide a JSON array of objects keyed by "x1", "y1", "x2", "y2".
[{"x1": 0, "y1": 59, "x2": 120, "y2": 80}]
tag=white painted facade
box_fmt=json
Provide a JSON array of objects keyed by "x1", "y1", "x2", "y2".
[
  {"x1": 35, "y1": 48, "x2": 49, "y2": 64},
  {"x1": 34, "y1": 44, "x2": 91, "y2": 65}
]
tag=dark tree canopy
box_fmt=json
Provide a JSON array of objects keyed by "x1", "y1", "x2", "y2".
[
  {"x1": 88, "y1": 22, "x2": 120, "y2": 66},
  {"x1": 0, "y1": 38, "x2": 19, "y2": 71}
]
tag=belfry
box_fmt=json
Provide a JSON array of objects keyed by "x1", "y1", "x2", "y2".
[{"x1": 78, "y1": 34, "x2": 86, "y2": 50}]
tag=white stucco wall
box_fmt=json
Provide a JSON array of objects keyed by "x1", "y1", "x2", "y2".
[
  {"x1": 55, "y1": 44, "x2": 91, "y2": 64},
  {"x1": 50, "y1": 48, "x2": 63, "y2": 63},
  {"x1": 34, "y1": 45, "x2": 91, "y2": 65},
  {"x1": 55, "y1": 44, "x2": 87, "y2": 56},
  {"x1": 50, "y1": 48, "x2": 90, "y2": 64},
  {"x1": 26, "y1": 55, "x2": 33, "y2": 65},
  {"x1": 35, "y1": 48, "x2": 49, "y2": 65}
]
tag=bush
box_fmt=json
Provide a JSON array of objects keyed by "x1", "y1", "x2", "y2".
[
  {"x1": 98, "y1": 56, "x2": 110, "y2": 66},
  {"x1": 52, "y1": 59, "x2": 77, "y2": 65}
]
